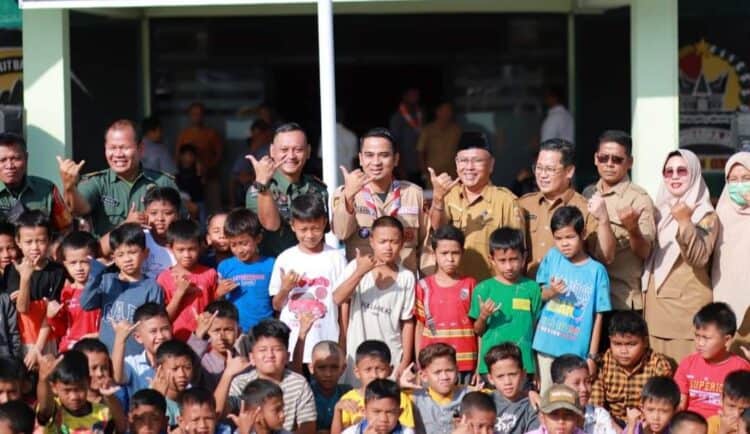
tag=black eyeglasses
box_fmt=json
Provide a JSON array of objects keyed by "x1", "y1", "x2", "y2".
[{"x1": 596, "y1": 153, "x2": 626, "y2": 165}]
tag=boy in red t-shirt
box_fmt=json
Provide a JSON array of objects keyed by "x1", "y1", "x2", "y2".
[
  {"x1": 158, "y1": 219, "x2": 218, "y2": 341},
  {"x1": 676, "y1": 302, "x2": 750, "y2": 419},
  {"x1": 415, "y1": 224, "x2": 477, "y2": 380},
  {"x1": 50, "y1": 231, "x2": 102, "y2": 352}
]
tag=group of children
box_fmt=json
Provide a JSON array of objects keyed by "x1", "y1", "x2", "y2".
[{"x1": 0, "y1": 186, "x2": 747, "y2": 434}]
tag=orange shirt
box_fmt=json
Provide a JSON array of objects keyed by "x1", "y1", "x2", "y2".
[
  {"x1": 177, "y1": 126, "x2": 223, "y2": 170},
  {"x1": 19, "y1": 299, "x2": 51, "y2": 345}
]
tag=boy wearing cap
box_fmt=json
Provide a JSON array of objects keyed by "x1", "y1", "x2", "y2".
[
  {"x1": 428, "y1": 132, "x2": 524, "y2": 281},
  {"x1": 525, "y1": 385, "x2": 586, "y2": 434}
]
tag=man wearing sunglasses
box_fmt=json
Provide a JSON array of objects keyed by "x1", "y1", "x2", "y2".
[{"x1": 590, "y1": 130, "x2": 655, "y2": 313}]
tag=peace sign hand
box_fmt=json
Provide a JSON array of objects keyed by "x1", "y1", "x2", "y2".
[
  {"x1": 56, "y1": 156, "x2": 86, "y2": 191},
  {"x1": 247, "y1": 154, "x2": 286, "y2": 185},
  {"x1": 340, "y1": 166, "x2": 374, "y2": 201},
  {"x1": 428, "y1": 167, "x2": 460, "y2": 202}
]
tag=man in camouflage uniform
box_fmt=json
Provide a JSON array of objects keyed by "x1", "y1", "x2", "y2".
[
  {"x1": 245, "y1": 122, "x2": 327, "y2": 257},
  {"x1": 58, "y1": 119, "x2": 180, "y2": 237},
  {"x1": 0, "y1": 132, "x2": 71, "y2": 231}
]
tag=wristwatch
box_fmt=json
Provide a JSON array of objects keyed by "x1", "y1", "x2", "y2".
[{"x1": 253, "y1": 180, "x2": 270, "y2": 193}]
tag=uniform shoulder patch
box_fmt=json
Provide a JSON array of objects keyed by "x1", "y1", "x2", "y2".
[
  {"x1": 144, "y1": 168, "x2": 175, "y2": 181},
  {"x1": 310, "y1": 175, "x2": 327, "y2": 188},
  {"x1": 81, "y1": 169, "x2": 107, "y2": 180}
]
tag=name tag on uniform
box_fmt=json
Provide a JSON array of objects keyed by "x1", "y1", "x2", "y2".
[
  {"x1": 398, "y1": 206, "x2": 420, "y2": 216},
  {"x1": 512, "y1": 298, "x2": 531, "y2": 311},
  {"x1": 102, "y1": 196, "x2": 120, "y2": 207}
]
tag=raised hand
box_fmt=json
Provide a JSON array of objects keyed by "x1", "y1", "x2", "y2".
[
  {"x1": 671, "y1": 201, "x2": 694, "y2": 224},
  {"x1": 194, "y1": 309, "x2": 218, "y2": 340},
  {"x1": 452, "y1": 415, "x2": 472, "y2": 434},
  {"x1": 216, "y1": 279, "x2": 239, "y2": 297},
  {"x1": 279, "y1": 268, "x2": 300, "y2": 293},
  {"x1": 340, "y1": 166, "x2": 374, "y2": 200},
  {"x1": 398, "y1": 362, "x2": 422, "y2": 390},
  {"x1": 428, "y1": 167, "x2": 460, "y2": 202},
  {"x1": 587, "y1": 193, "x2": 609, "y2": 221},
  {"x1": 56, "y1": 156, "x2": 86, "y2": 190},
  {"x1": 617, "y1": 206, "x2": 642, "y2": 233},
  {"x1": 226, "y1": 401, "x2": 261, "y2": 434},
  {"x1": 334, "y1": 398, "x2": 362, "y2": 417},
  {"x1": 626, "y1": 407, "x2": 643, "y2": 428},
  {"x1": 38, "y1": 354, "x2": 63, "y2": 380},
  {"x1": 173, "y1": 272, "x2": 195, "y2": 297},
  {"x1": 477, "y1": 295, "x2": 501, "y2": 320},
  {"x1": 15, "y1": 257, "x2": 35, "y2": 280},
  {"x1": 247, "y1": 154, "x2": 286, "y2": 185},
  {"x1": 125, "y1": 203, "x2": 146, "y2": 226},
  {"x1": 24, "y1": 347, "x2": 40, "y2": 371},
  {"x1": 297, "y1": 311, "x2": 317, "y2": 341},
  {"x1": 98, "y1": 380, "x2": 122, "y2": 397},
  {"x1": 468, "y1": 372, "x2": 485, "y2": 392},
  {"x1": 548, "y1": 277, "x2": 567, "y2": 298},
  {"x1": 110, "y1": 319, "x2": 140, "y2": 342},
  {"x1": 354, "y1": 248, "x2": 377, "y2": 275},
  {"x1": 224, "y1": 350, "x2": 252, "y2": 377},
  {"x1": 45, "y1": 298, "x2": 63, "y2": 319}
]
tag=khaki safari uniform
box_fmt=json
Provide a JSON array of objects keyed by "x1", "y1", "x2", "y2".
[
  {"x1": 332, "y1": 180, "x2": 425, "y2": 273},
  {"x1": 77, "y1": 166, "x2": 179, "y2": 237},
  {"x1": 644, "y1": 212, "x2": 718, "y2": 364},
  {"x1": 519, "y1": 188, "x2": 599, "y2": 278},
  {"x1": 246, "y1": 171, "x2": 328, "y2": 258},
  {"x1": 0, "y1": 176, "x2": 72, "y2": 231},
  {"x1": 443, "y1": 183, "x2": 523, "y2": 281},
  {"x1": 594, "y1": 177, "x2": 656, "y2": 311}
]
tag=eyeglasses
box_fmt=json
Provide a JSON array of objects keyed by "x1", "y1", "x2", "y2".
[
  {"x1": 596, "y1": 153, "x2": 626, "y2": 165},
  {"x1": 533, "y1": 164, "x2": 564, "y2": 175},
  {"x1": 663, "y1": 166, "x2": 689, "y2": 178},
  {"x1": 455, "y1": 157, "x2": 489, "y2": 165}
]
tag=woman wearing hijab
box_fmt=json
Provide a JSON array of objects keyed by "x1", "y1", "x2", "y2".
[
  {"x1": 642, "y1": 149, "x2": 717, "y2": 363},
  {"x1": 712, "y1": 151, "x2": 750, "y2": 355}
]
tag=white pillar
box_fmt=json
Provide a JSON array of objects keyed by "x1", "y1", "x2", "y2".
[
  {"x1": 22, "y1": 9, "x2": 72, "y2": 186},
  {"x1": 141, "y1": 18, "x2": 152, "y2": 116},
  {"x1": 317, "y1": 0, "x2": 339, "y2": 246},
  {"x1": 630, "y1": 0, "x2": 679, "y2": 197},
  {"x1": 567, "y1": 12, "x2": 576, "y2": 119}
]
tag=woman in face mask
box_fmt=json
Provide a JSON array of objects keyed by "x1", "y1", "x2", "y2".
[
  {"x1": 642, "y1": 149, "x2": 717, "y2": 364},
  {"x1": 712, "y1": 151, "x2": 750, "y2": 356}
]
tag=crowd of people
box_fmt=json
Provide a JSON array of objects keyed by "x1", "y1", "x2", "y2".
[{"x1": 0, "y1": 110, "x2": 747, "y2": 434}]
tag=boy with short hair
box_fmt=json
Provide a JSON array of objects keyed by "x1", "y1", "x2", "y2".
[
  {"x1": 129, "y1": 388, "x2": 169, "y2": 434},
  {"x1": 532, "y1": 206, "x2": 611, "y2": 392},
  {"x1": 416, "y1": 225, "x2": 477, "y2": 380},
  {"x1": 309, "y1": 340, "x2": 352, "y2": 432},
  {"x1": 625, "y1": 376, "x2": 680, "y2": 434},
  {"x1": 525, "y1": 384, "x2": 585, "y2": 434},
  {"x1": 141, "y1": 186, "x2": 181, "y2": 277},
  {"x1": 217, "y1": 208, "x2": 273, "y2": 333},
  {"x1": 51, "y1": 231, "x2": 102, "y2": 352},
  {"x1": 402, "y1": 343, "x2": 469, "y2": 434},
  {"x1": 270, "y1": 193, "x2": 347, "y2": 366},
  {"x1": 72, "y1": 338, "x2": 127, "y2": 407},
  {"x1": 232, "y1": 379, "x2": 292, "y2": 434},
  {"x1": 332, "y1": 340, "x2": 415, "y2": 434},
  {"x1": 81, "y1": 222, "x2": 165, "y2": 356},
  {"x1": 0, "y1": 400, "x2": 35, "y2": 434},
  {"x1": 158, "y1": 218, "x2": 218, "y2": 341},
  {"x1": 670, "y1": 412, "x2": 708, "y2": 434},
  {"x1": 333, "y1": 216, "x2": 416, "y2": 386},
  {"x1": 484, "y1": 343, "x2": 539, "y2": 434},
  {"x1": 200, "y1": 212, "x2": 230, "y2": 269},
  {"x1": 0, "y1": 357, "x2": 24, "y2": 404},
  {"x1": 675, "y1": 303, "x2": 750, "y2": 419},
  {"x1": 456, "y1": 391, "x2": 498, "y2": 434},
  {"x1": 188, "y1": 300, "x2": 242, "y2": 391},
  {"x1": 707, "y1": 371, "x2": 750, "y2": 434},
  {"x1": 590, "y1": 310, "x2": 673, "y2": 424},
  {"x1": 219, "y1": 318, "x2": 316, "y2": 434},
  {"x1": 36, "y1": 350, "x2": 127, "y2": 434},
  {"x1": 175, "y1": 388, "x2": 216, "y2": 434},
  {"x1": 112, "y1": 302, "x2": 173, "y2": 399},
  {"x1": 343, "y1": 379, "x2": 415, "y2": 434},
  {"x1": 5, "y1": 210, "x2": 66, "y2": 367},
  {"x1": 469, "y1": 227, "x2": 541, "y2": 379},
  {"x1": 0, "y1": 222, "x2": 18, "y2": 278},
  {"x1": 152, "y1": 339, "x2": 198, "y2": 427}
]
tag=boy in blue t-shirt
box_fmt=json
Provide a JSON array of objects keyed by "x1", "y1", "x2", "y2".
[
  {"x1": 217, "y1": 208, "x2": 274, "y2": 333},
  {"x1": 532, "y1": 205, "x2": 611, "y2": 393},
  {"x1": 80, "y1": 223, "x2": 165, "y2": 356}
]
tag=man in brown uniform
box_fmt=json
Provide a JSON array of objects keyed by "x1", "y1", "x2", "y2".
[
  {"x1": 519, "y1": 138, "x2": 616, "y2": 277},
  {"x1": 587, "y1": 130, "x2": 655, "y2": 312},
  {"x1": 332, "y1": 127, "x2": 426, "y2": 273},
  {"x1": 428, "y1": 132, "x2": 523, "y2": 281}
]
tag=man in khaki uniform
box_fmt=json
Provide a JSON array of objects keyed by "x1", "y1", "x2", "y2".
[
  {"x1": 519, "y1": 138, "x2": 616, "y2": 277},
  {"x1": 429, "y1": 132, "x2": 523, "y2": 281},
  {"x1": 332, "y1": 127, "x2": 426, "y2": 273},
  {"x1": 586, "y1": 130, "x2": 655, "y2": 311}
]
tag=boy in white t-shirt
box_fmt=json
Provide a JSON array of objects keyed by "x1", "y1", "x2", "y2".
[
  {"x1": 141, "y1": 187, "x2": 179, "y2": 278},
  {"x1": 333, "y1": 215, "x2": 416, "y2": 386},
  {"x1": 270, "y1": 193, "x2": 347, "y2": 366}
]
